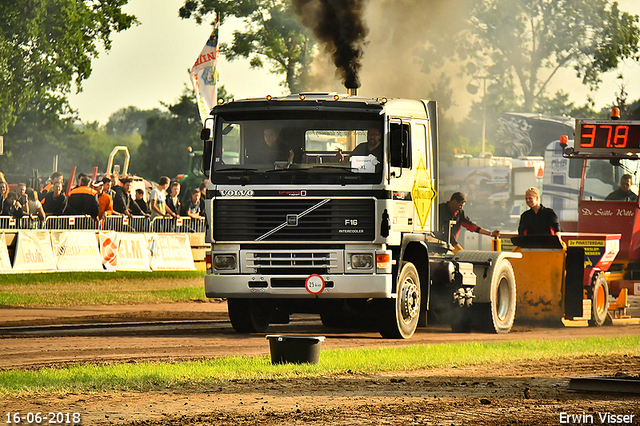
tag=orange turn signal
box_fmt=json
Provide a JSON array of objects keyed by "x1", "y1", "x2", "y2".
[{"x1": 376, "y1": 253, "x2": 391, "y2": 270}]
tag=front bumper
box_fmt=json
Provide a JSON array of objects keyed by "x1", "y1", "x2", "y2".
[{"x1": 204, "y1": 273, "x2": 394, "y2": 299}]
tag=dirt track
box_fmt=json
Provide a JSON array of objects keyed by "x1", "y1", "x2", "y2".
[{"x1": 1, "y1": 300, "x2": 640, "y2": 425}]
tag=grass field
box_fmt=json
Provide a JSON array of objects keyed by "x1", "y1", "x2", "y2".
[
  {"x1": 0, "y1": 336, "x2": 638, "y2": 395},
  {"x1": 0, "y1": 271, "x2": 206, "y2": 306}
]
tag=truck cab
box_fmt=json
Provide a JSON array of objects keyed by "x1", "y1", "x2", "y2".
[{"x1": 200, "y1": 93, "x2": 519, "y2": 338}]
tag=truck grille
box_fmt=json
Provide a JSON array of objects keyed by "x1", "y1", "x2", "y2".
[
  {"x1": 247, "y1": 251, "x2": 338, "y2": 275},
  {"x1": 213, "y1": 198, "x2": 375, "y2": 242}
]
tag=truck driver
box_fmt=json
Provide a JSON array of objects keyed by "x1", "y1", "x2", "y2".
[{"x1": 605, "y1": 174, "x2": 638, "y2": 202}]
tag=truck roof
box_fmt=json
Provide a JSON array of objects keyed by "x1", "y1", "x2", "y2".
[{"x1": 212, "y1": 93, "x2": 430, "y2": 120}]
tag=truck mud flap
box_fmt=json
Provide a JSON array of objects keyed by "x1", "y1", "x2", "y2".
[{"x1": 564, "y1": 246, "x2": 585, "y2": 319}]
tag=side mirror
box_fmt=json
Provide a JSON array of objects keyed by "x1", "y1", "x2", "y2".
[
  {"x1": 200, "y1": 128, "x2": 211, "y2": 141},
  {"x1": 202, "y1": 140, "x2": 212, "y2": 178}
]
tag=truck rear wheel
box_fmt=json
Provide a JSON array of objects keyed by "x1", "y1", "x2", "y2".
[
  {"x1": 227, "y1": 298, "x2": 272, "y2": 333},
  {"x1": 588, "y1": 273, "x2": 609, "y2": 327},
  {"x1": 476, "y1": 259, "x2": 516, "y2": 334},
  {"x1": 379, "y1": 262, "x2": 421, "y2": 339}
]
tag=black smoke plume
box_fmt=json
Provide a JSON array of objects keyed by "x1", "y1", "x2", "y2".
[{"x1": 291, "y1": 0, "x2": 369, "y2": 89}]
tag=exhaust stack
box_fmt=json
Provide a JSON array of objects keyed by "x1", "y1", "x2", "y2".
[{"x1": 347, "y1": 87, "x2": 358, "y2": 96}]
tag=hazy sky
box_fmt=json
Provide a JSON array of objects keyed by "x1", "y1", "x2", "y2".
[{"x1": 68, "y1": 0, "x2": 640, "y2": 125}]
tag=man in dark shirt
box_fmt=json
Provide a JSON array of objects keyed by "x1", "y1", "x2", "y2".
[
  {"x1": 113, "y1": 178, "x2": 146, "y2": 218},
  {"x1": 42, "y1": 181, "x2": 67, "y2": 216},
  {"x1": 437, "y1": 192, "x2": 500, "y2": 253},
  {"x1": 605, "y1": 174, "x2": 638, "y2": 201},
  {"x1": 134, "y1": 188, "x2": 149, "y2": 214},
  {"x1": 250, "y1": 127, "x2": 294, "y2": 165},
  {"x1": 350, "y1": 126, "x2": 383, "y2": 160},
  {"x1": 518, "y1": 187, "x2": 561, "y2": 236}
]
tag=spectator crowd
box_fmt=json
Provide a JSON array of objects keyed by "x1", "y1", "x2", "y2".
[{"x1": 0, "y1": 171, "x2": 207, "y2": 223}]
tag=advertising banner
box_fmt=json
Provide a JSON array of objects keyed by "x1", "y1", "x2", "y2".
[
  {"x1": 12, "y1": 231, "x2": 57, "y2": 272},
  {"x1": 148, "y1": 233, "x2": 195, "y2": 271},
  {"x1": 0, "y1": 232, "x2": 12, "y2": 271},
  {"x1": 51, "y1": 231, "x2": 103, "y2": 271},
  {"x1": 99, "y1": 231, "x2": 150, "y2": 271}
]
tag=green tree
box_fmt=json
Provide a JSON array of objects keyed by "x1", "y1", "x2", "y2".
[
  {"x1": 0, "y1": 0, "x2": 137, "y2": 134},
  {"x1": 106, "y1": 107, "x2": 163, "y2": 136},
  {"x1": 180, "y1": 0, "x2": 315, "y2": 92},
  {"x1": 138, "y1": 90, "x2": 202, "y2": 181},
  {"x1": 1, "y1": 98, "x2": 143, "y2": 182},
  {"x1": 469, "y1": 0, "x2": 640, "y2": 112}
]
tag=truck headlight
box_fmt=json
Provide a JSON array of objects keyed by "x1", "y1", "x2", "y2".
[
  {"x1": 350, "y1": 254, "x2": 374, "y2": 269},
  {"x1": 213, "y1": 254, "x2": 237, "y2": 270}
]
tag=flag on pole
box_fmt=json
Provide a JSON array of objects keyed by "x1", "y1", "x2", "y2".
[{"x1": 190, "y1": 14, "x2": 220, "y2": 124}]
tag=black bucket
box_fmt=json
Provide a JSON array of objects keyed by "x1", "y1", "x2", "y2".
[{"x1": 266, "y1": 335, "x2": 325, "y2": 364}]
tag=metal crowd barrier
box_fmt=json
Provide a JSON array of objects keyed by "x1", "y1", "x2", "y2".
[
  {"x1": 150, "y1": 217, "x2": 206, "y2": 233},
  {"x1": 43, "y1": 216, "x2": 98, "y2": 230},
  {"x1": 0, "y1": 216, "x2": 43, "y2": 230},
  {"x1": 0, "y1": 215, "x2": 205, "y2": 233},
  {"x1": 101, "y1": 215, "x2": 150, "y2": 233}
]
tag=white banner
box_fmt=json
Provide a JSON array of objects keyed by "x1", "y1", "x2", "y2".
[
  {"x1": 51, "y1": 231, "x2": 102, "y2": 271},
  {"x1": 0, "y1": 232, "x2": 12, "y2": 271},
  {"x1": 148, "y1": 233, "x2": 195, "y2": 271},
  {"x1": 190, "y1": 14, "x2": 220, "y2": 123},
  {"x1": 99, "y1": 231, "x2": 150, "y2": 271},
  {"x1": 12, "y1": 231, "x2": 57, "y2": 272}
]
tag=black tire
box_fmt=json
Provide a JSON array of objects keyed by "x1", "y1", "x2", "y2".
[
  {"x1": 227, "y1": 298, "x2": 272, "y2": 333},
  {"x1": 379, "y1": 262, "x2": 421, "y2": 339},
  {"x1": 588, "y1": 273, "x2": 609, "y2": 327},
  {"x1": 476, "y1": 259, "x2": 516, "y2": 334}
]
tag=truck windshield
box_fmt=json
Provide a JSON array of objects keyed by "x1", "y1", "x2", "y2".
[{"x1": 211, "y1": 112, "x2": 384, "y2": 184}]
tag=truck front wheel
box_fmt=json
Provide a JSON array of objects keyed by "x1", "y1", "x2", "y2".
[
  {"x1": 379, "y1": 262, "x2": 421, "y2": 339},
  {"x1": 228, "y1": 298, "x2": 272, "y2": 333}
]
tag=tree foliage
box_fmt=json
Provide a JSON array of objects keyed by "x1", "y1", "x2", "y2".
[
  {"x1": 180, "y1": 0, "x2": 316, "y2": 92},
  {"x1": 137, "y1": 90, "x2": 202, "y2": 181},
  {"x1": 106, "y1": 107, "x2": 165, "y2": 136},
  {"x1": 0, "y1": 97, "x2": 142, "y2": 183},
  {"x1": 0, "y1": 0, "x2": 137, "y2": 134},
  {"x1": 469, "y1": 0, "x2": 640, "y2": 112}
]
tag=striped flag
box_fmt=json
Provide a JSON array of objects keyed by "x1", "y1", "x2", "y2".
[{"x1": 190, "y1": 14, "x2": 220, "y2": 123}]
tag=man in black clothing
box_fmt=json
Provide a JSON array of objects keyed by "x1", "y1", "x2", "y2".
[
  {"x1": 249, "y1": 127, "x2": 294, "y2": 165},
  {"x1": 134, "y1": 188, "x2": 149, "y2": 214},
  {"x1": 113, "y1": 178, "x2": 146, "y2": 218},
  {"x1": 42, "y1": 181, "x2": 67, "y2": 216},
  {"x1": 336, "y1": 126, "x2": 384, "y2": 166},
  {"x1": 351, "y1": 127, "x2": 383, "y2": 160},
  {"x1": 437, "y1": 192, "x2": 500, "y2": 253},
  {"x1": 518, "y1": 187, "x2": 560, "y2": 236},
  {"x1": 605, "y1": 174, "x2": 638, "y2": 201}
]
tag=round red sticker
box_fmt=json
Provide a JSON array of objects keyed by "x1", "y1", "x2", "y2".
[{"x1": 305, "y1": 274, "x2": 325, "y2": 295}]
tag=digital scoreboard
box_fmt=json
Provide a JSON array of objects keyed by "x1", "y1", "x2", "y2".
[{"x1": 575, "y1": 119, "x2": 640, "y2": 153}]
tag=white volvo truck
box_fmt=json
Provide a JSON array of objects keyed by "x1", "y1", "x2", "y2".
[{"x1": 199, "y1": 93, "x2": 520, "y2": 338}]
